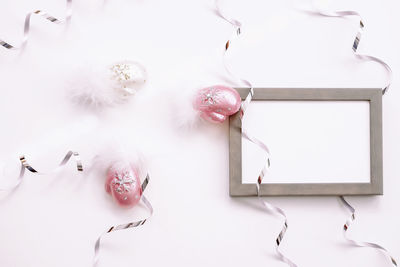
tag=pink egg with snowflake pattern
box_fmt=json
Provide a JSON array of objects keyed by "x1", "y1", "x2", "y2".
[
  {"x1": 193, "y1": 85, "x2": 241, "y2": 123},
  {"x1": 105, "y1": 162, "x2": 142, "y2": 208}
]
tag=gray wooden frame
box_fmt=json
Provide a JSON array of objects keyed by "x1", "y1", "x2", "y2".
[{"x1": 229, "y1": 88, "x2": 383, "y2": 196}]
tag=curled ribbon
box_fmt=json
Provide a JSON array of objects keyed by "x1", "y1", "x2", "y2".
[
  {"x1": 0, "y1": 0, "x2": 72, "y2": 50},
  {"x1": 0, "y1": 150, "x2": 83, "y2": 192},
  {"x1": 308, "y1": 8, "x2": 392, "y2": 94},
  {"x1": 256, "y1": 158, "x2": 298, "y2": 267},
  {"x1": 340, "y1": 196, "x2": 397, "y2": 266},
  {"x1": 214, "y1": 1, "x2": 297, "y2": 266},
  {"x1": 310, "y1": 6, "x2": 396, "y2": 265},
  {"x1": 93, "y1": 174, "x2": 153, "y2": 267}
]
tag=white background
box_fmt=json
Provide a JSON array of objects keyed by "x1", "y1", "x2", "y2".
[
  {"x1": 243, "y1": 100, "x2": 371, "y2": 183},
  {"x1": 0, "y1": 0, "x2": 399, "y2": 267}
]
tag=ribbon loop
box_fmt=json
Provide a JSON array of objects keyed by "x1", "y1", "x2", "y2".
[
  {"x1": 0, "y1": 0, "x2": 72, "y2": 50},
  {"x1": 340, "y1": 196, "x2": 397, "y2": 266},
  {"x1": 0, "y1": 150, "x2": 82, "y2": 192},
  {"x1": 214, "y1": 1, "x2": 297, "y2": 266},
  {"x1": 93, "y1": 174, "x2": 153, "y2": 267},
  {"x1": 310, "y1": 8, "x2": 392, "y2": 95}
]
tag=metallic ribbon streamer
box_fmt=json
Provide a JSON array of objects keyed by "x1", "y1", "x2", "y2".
[
  {"x1": 256, "y1": 164, "x2": 297, "y2": 267},
  {"x1": 0, "y1": 150, "x2": 83, "y2": 192},
  {"x1": 311, "y1": 6, "x2": 396, "y2": 265},
  {"x1": 93, "y1": 174, "x2": 153, "y2": 267},
  {"x1": 0, "y1": 0, "x2": 72, "y2": 50},
  {"x1": 340, "y1": 196, "x2": 397, "y2": 266},
  {"x1": 216, "y1": 1, "x2": 271, "y2": 191},
  {"x1": 214, "y1": 1, "x2": 297, "y2": 266},
  {"x1": 308, "y1": 8, "x2": 392, "y2": 94}
]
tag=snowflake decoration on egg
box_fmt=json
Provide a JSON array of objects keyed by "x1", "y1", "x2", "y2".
[
  {"x1": 112, "y1": 171, "x2": 135, "y2": 194},
  {"x1": 203, "y1": 89, "x2": 218, "y2": 105},
  {"x1": 110, "y1": 64, "x2": 132, "y2": 82}
]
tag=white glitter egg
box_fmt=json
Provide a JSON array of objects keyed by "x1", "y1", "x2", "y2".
[
  {"x1": 67, "y1": 60, "x2": 147, "y2": 108},
  {"x1": 109, "y1": 61, "x2": 147, "y2": 96}
]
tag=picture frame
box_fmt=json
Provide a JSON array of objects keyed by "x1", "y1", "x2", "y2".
[{"x1": 229, "y1": 88, "x2": 383, "y2": 196}]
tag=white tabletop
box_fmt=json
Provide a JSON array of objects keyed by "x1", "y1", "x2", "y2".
[{"x1": 0, "y1": 0, "x2": 398, "y2": 266}]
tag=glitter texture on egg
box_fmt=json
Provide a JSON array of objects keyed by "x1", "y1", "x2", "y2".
[
  {"x1": 105, "y1": 161, "x2": 142, "y2": 208},
  {"x1": 67, "y1": 60, "x2": 147, "y2": 108},
  {"x1": 193, "y1": 85, "x2": 241, "y2": 123},
  {"x1": 109, "y1": 61, "x2": 147, "y2": 96}
]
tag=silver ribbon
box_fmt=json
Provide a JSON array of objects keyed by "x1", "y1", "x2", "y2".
[
  {"x1": 340, "y1": 196, "x2": 397, "y2": 266},
  {"x1": 0, "y1": 151, "x2": 83, "y2": 192},
  {"x1": 256, "y1": 159, "x2": 298, "y2": 267},
  {"x1": 215, "y1": 1, "x2": 297, "y2": 266},
  {"x1": 215, "y1": 0, "x2": 270, "y2": 185},
  {"x1": 93, "y1": 174, "x2": 153, "y2": 267},
  {"x1": 0, "y1": 0, "x2": 72, "y2": 50},
  {"x1": 308, "y1": 8, "x2": 392, "y2": 94},
  {"x1": 311, "y1": 6, "x2": 396, "y2": 265}
]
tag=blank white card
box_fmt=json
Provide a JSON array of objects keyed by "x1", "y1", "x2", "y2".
[{"x1": 242, "y1": 101, "x2": 370, "y2": 184}]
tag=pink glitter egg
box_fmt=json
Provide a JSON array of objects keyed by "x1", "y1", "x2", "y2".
[
  {"x1": 105, "y1": 162, "x2": 142, "y2": 208},
  {"x1": 193, "y1": 85, "x2": 241, "y2": 123}
]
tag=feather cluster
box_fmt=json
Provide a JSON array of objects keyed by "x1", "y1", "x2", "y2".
[{"x1": 66, "y1": 61, "x2": 147, "y2": 109}]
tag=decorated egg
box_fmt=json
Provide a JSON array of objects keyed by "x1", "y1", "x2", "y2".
[
  {"x1": 68, "y1": 60, "x2": 147, "y2": 108},
  {"x1": 109, "y1": 60, "x2": 147, "y2": 96},
  {"x1": 105, "y1": 161, "x2": 142, "y2": 208},
  {"x1": 193, "y1": 85, "x2": 241, "y2": 123}
]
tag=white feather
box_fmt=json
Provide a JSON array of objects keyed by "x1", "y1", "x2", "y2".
[
  {"x1": 89, "y1": 140, "x2": 147, "y2": 180},
  {"x1": 66, "y1": 62, "x2": 129, "y2": 109},
  {"x1": 169, "y1": 87, "x2": 202, "y2": 129}
]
